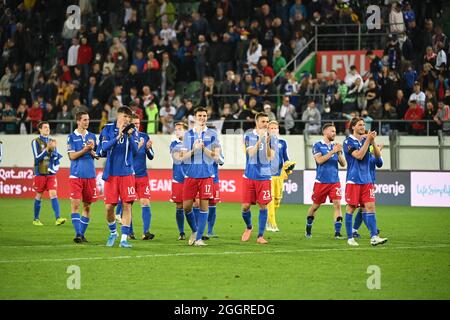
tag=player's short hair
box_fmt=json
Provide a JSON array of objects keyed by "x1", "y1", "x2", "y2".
[
  {"x1": 350, "y1": 117, "x2": 364, "y2": 131},
  {"x1": 75, "y1": 111, "x2": 89, "y2": 121},
  {"x1": 117, "y1": 106, "x2": 133, "y2": 116},
  {"x1": 255, "y1": 112, "x2": 269, "y2": 121},
  {"x1": 194, "y1": 107, "x2": 208, "y2": 115},
  {"x1": 175, "y1": 122, "x2": 188, "y2": 130},
  {"x1": 37, "y1": 121, "x2": 49, "y2": 129},
  {"x1": 322, "y1": 123, "x2": 335, "y2": 132},
  {"x1": 131, "y1": 113, "x2": 140, "y2": 120},
  {"x1": 268, "y1": 120, "x2": 279, "y2": 127}
]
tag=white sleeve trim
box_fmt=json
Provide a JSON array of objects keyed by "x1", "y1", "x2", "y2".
[{"x1": 32, "y1": 140, "x2": 46, "y2": 159}]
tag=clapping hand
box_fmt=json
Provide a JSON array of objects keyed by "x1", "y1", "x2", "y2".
[
  {"x1": 117, "y1": 124, "x2": 124, "y2": 139},
  {"x1": 47, "y1": 140, "x2": 56, "y2": 152},
  {"x1": 90, "y1": 150, "x2": 100, "y2": 160},
  {"x1": 258, "y1": 130, "x2": 268, "y2": 142},
  {"x1": 368, "y1": 131, "x2": 377, "y2": 143},
  {"x1": 85, "y1": 139, "x2": 95, "y2": 150},
  {"x1": 333, "y1": 143, "x2": 343, "y2": 153},
  {"x1": 193, "y1": 139, "x2": 204, "y2": 150},
  {"x1": 138, "y1": 137, "x2": 145, "y2": 149}
]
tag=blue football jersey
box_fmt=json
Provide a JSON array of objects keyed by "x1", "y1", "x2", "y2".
[
  {"x1": 133, "y1": 131, "x2": 154, "y2": 178},
  {"x1": 32, "y1": 135, "x2": 57, "y2": 176},
  {"x1": 182, "y1": 127, "x2": 219, "y2": 179},
  {"x1": 343, "y1": 135, "x2": 372, "y2": 184},
  {"x1": 271, "y1": 138, "x2": 289, "y2": 176},
  {"x1": 67, "y1": 130, "x2": 97, "y2": 179},
  {"x1": 244, "y1": 130, "x2": 277, "y2": 181},
  {"x1": 312, "y1": 140, "x2": 340, "y2": 184},
  {"x1": 369, "y1": 154, "x2": 383, "y2": 183},
  {"x1": 100, "y1": 122, "x2": 138, "y2": 180},
  {"x1": 170, "y1": 139, "x2": 186, "y2": 183},
  {"x1": 213, "y1": 151, "x2": 225, "y2": 183}
]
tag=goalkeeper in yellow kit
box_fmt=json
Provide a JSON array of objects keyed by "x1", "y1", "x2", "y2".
[{"x1": 266, "y1": 121, "x2": 296, "y2": 232}]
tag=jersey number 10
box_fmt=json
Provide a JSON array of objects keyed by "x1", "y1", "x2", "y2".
[{"x1": 127, "y1": 186, "x2": 136, "y2": 195}]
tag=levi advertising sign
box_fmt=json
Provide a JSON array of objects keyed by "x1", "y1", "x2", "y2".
[{"x1": 316, "y1": 50, "x2": 384, "y2": 79}]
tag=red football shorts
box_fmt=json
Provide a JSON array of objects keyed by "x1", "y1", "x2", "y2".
[
  {"x1": 104, "y1": 175, "x2": 137, "y2": 204},
  {"x1": 345, "y1": 183, "x2": 375, "y2": 207},
  {"x1": 69, "y1": 178, "x2": 98, "y2": 203},
  {"x1": 209, "y1": 182, "x2": 221, "y2": 205},
  {"x1": 242, "y1": 177, "x2": 272, "y2": 205},
  {"x1": 33, "y1": 175, "x2": 57, "y2": 193},
  {"x1": 171, "y1": 181, "x2": 184, "y2": 203},
  {"x1": 135, "y1": 176, "x2": 151, "y2": 200},
  {"x1": 183, "y1": 177, "x2": 213, "y2": 200},
  {"x1": 312, "y1": 182, "x2": 342, "y2": 204}
]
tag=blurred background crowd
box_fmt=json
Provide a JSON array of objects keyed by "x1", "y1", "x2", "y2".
[{"x1": 0, "y1": 0, "x2": 449, "y2": 136}]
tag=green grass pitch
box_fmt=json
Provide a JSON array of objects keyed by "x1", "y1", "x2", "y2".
[{"x1": 0, "y1": 198, "x2": 449, "y2": 300}]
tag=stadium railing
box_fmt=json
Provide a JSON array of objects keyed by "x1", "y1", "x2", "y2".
[
  {"x1": 0, "y1": 119, "x2": 446, "y2": 137},
  {"x1": 272, "y1": 21, "x2": 404, "y2": 89},
  {"x1": 273, "y1": 36, "x2": 316, "y2": 83},
  {"x1": 314, "y1": 22, "x2": 406, "y2": 51}
]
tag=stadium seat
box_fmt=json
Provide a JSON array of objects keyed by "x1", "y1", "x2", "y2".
[
  {"x1": 185, "y1": 81, "x2": 202, "y2": 101},
  {"x1": 175, "y1": 81, "x2": 187, "y2": 97}
]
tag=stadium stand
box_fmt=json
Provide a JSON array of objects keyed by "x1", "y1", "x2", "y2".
[{"x1": 0, "y1": 0, "x2": 449, "y2": 135}]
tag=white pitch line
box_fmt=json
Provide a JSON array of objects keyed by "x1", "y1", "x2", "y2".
[
  {"x1": 0, "y1": 243, "x2": 184, "y2": 249},
  {"x1": 0, "y1": 244, "x2": 449, "y2": 264}
]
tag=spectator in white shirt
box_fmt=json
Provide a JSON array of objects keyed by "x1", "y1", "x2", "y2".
[
  {"x1": 277, "y1": 95, "x2": 297, "y2": 135},
  {"x1": 263, "y1": 103, "x2": 277, "y2": 121},
  {"x1": 247, "y1": 38, "x2": 262, "y2": 71},
  {"x1": 159, "y1": 96, "x2": 177, "y2": 134},
  {"x1": 159, "y1": 21, "x2": 177, "y2": 46},
  {"x1": 67, "y1": 38, "x2": 80, "y2": 67},
  {"x1": 409, "y1": 81, "x2": 426, "y2": 108},
  {"x1": 389, "y1": 3, "x2": 405, "y2": 34},
  {"x1": 344, "y1": 65, "x2": 364, "y2": 91},
  {"x1": 124, "y1": 1, "x2": 133, "y2": 25},
  {"x1": 302, "y1": 100, "x2": 321, "y2": 134},
  {"x1": 435, "y1": 42, "x2": 447, "y2": 70}
]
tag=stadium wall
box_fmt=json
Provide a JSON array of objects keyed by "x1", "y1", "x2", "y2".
[
  {"x1": 0, "y1": 134, "x2": 442, "y2": 170},
  {"x1": 0, "y1": 136, "x2": 449, "y2": 207}
]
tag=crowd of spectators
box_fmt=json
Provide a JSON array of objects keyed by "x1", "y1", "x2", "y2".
[{"x1": 0, "y1": 0, "x2": 449, "y2": 136}]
